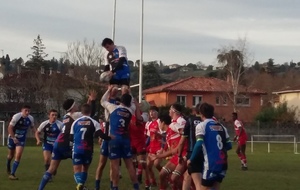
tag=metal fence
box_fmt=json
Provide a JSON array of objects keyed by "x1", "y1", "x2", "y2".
[{"x1": 222, "y1": 121, "x2": 300, "y2": 142}]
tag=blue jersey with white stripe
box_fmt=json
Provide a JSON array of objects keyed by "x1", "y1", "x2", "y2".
[
  {"x1": 101, "y1": 90, "x2": 134, "y2": 139},
  {"x1": 105, "y1": 45, "x2": 130, "y2": 80},
  {"x1": 38, "y1": 120, "x2": 63, "y2": 145},
  {"x1": 195, "y1": 119, "x2": 229, "y2": 174},
  {"x1": 109, "y1": 106, "x2": 132, "y2": 138},
  {"x1": 9, "y1": 113, "x2": 34, "y2": 142}
]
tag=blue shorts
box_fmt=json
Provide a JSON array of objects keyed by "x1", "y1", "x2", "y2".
[
  {"x1": 72, "y1": 152, "x2": 93, "y2": 165},
  {"x1": 101, "y1": 140, "x2": 109, "y2": 157},
  {"x1": 7, "y1": 137, "x2": 25, "y2": 150},
  {"x1": 202, "y1": 170, "x2": 226, "y2": 187},
  {"x1": 108, "y1": 138, "x2": 132, "y2": 160},
  {"x1": 43, "y1": 143, "x2": 54, "y2": 152},
  {"x1": 52, "y1": 145, "x2": 72, "y2": 160}
]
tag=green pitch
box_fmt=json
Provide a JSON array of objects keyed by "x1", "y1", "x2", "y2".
[{"x1": 0, "y1": 143, "x2": 299, "y2": 190}]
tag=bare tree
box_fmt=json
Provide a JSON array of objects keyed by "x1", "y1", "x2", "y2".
[
  {"x1": 217, "y1": 37, "x2": 254, "y2": 112},
  {"x1": 65, "y1": 39, "x2": 105, "y2": 67}
]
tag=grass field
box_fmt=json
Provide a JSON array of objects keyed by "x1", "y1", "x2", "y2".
[{"x1": 0, "y1": 142, "x2": 299, "y2": 190}]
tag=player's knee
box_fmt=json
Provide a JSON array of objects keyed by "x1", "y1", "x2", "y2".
[
  {"x1": 154, "y1": 160, "x2": 161, "y2": 168},
  {"x1": 171, "y1": 170, "x2": 182, "y2": 182},
  {"x1": 160, "y1": 167, "x2": 171, "y2": 178},
  {"x1": 139, "y1": 159, "x2": 147, "y2": 168}
]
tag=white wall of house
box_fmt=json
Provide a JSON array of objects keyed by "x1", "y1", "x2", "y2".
[{"x1": 278, "y1": 92, "x2": 300, "y2": 121}]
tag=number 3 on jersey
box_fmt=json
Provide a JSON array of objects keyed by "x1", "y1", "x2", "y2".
[{"x1": 119, "y1": 119, "x2": 125, "y2": 128}]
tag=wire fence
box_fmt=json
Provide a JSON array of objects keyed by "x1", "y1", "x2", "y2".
[{"x1": 222, "y1": 121, "x2": 300, "y2": 142}]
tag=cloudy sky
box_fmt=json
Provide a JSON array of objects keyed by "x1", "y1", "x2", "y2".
[{"x1": 1, "y1": 0, "x2": 299, "y2": 66}]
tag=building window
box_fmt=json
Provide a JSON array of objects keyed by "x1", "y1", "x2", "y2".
[
  {"x1": 192, "y1": 96, "x2": 202, "y2": 107},
  {"x1": 216, "y1": 96, "x2": 220, "y2": 105},
  {"x1": 216, "y1": 95, "x2": 228, "y2": 106},
  {"x1": 177, "y1": 95, "x2": 186, "y2": 106},
  {"x1": 236, "y1": 96, "x2": 250, "y2": 106},
  {"x1": 222, "y1": 96, "x2": 227, "y2": 105}
]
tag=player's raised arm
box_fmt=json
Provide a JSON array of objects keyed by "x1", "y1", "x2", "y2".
[
  {"x1": 100, "y1": 87, "x2": 117, "y2": 114},
  {"x1": 87, "y1": 90, "x2": 97, "y2": 117}
]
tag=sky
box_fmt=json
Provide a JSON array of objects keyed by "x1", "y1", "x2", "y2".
[{"x1": 1, "y1": 0, "x2": 300, "y2": 66}]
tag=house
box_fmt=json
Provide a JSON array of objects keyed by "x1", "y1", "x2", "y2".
[
  {"x1": 168, "y1": 64, "x2": 181, "y2": 69},
  {"x1": 179, "y1": 66, "x2": 192, "y2": 72},
  {"x1": 143, "y1": 77, "x2": 266, "y2": 122},
  {"x1": 272, "y1": 85, "x2": 300, "y2": 121},
  {"x1": 0, "y1": 68, "x2": 105, "y2": 122}
]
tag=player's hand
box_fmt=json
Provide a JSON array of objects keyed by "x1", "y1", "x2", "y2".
[
  {"x1": 36, "y1": 140, "x2": 42, "y2": 146},
  {"x1": 187, "y1": 159, "x2": 191, "y2": 166},
  {"x1": 98, "y1": 138, "x2": 102, "y2": 146},
  {"x1": 109, "y1": 135, "x2": 116, "y2": 140},
  {"x1": 112, "y1": 58, "x2": 119, "y2": 63},
  {"x1": 13, "y1": 137, "x2": 19, "y2": 144},
  {"x1": 178, "y1": 156, "x2": 184, "y2": 164},
  {"x1": 88, "y1": 90, "x2": 98, "y2": 101},
  {"x1": 108, "y1": 71, "x2": 114, "y2": 77},
  {"x1": 149, "y1": 154, "x2": 157, "y2": 161},
  {"x1": 156, "y1": 149, "x2": 163, "y2": 155},
  {"x1": 233, "y1": 136, "x2": 237, "y2": 142}
]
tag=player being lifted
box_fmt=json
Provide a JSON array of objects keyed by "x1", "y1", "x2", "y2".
[
  {"x1": 232, "y1": 112, "x2": 248, "y2": 170},
  {"x1": 37, "y1": 91, "x2": 97, "y2": 190},
  {"x1": 101, "y1": 38, "x2": 130, "y2": 95},
  {"x1": 7, "y1": 105, "x2": 35, "y2": 180},
  {"x1": 70, "y1": 103, "x2": 113, "y2": 190},
  {"x1": 101, "y1": 86, "x2": 139, "y2": 190},
  {"x1": 35, "y1": 109, "x2": 63, "y2": 175},
  {"x1": 188, "y1": 103, "x2": 232, "y2": 190}
]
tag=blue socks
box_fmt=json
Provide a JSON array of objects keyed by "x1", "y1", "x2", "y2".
[
  {"x1": 11, "y1": 161, "x2": 19, "y2": 175},
  {"x1": 133, "y1": 183, "x2": 139, "y2": 190},
  {"x1": 74, "y1": 172, "x2": 82, "y2": 184},
  {"x1": 111, "y1": 187, "x2": 118, "y2": 190},
  {"x1": 74, "y1": 172, "x2": 88, "y2": 185},
  {"x1": 81, "y1": 172, "x2": 87, "y2": 184},
  {"x1": 38, "y1": 171, "x2": 52, "y2": 190}
]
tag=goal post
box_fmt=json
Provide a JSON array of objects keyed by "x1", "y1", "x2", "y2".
[
  {"x1": 0, "y1": 121, "x2": 5, "y2": 146},
  {"x1": 251, "y1": 135, "x2": 298, "y2": 154}
]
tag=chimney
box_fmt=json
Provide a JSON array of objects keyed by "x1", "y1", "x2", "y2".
[
  {"x1": 68, "y1": 68, "x2": 74, "y2": 77},
  {"x1": 17, "y1": 65, "x2": 21, "y2": 74},
  {"x1": 49, "y1": 67, "x2": 53, "y2": 75},
  {"x1": 41, "y1": 66, "x2": 45, "y2": 74}
]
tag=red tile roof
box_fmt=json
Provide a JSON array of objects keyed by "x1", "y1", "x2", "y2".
[
  {"x1": 143, "y1": 77, "x2": 266, "y2": 94},
  {"x1": 273, "y1": 85, "x2": 300, "y2": 94}
]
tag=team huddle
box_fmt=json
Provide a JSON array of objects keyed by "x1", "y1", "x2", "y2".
[{"x1": 5, "y1": 38, "x2": 248, "y2": 190}]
